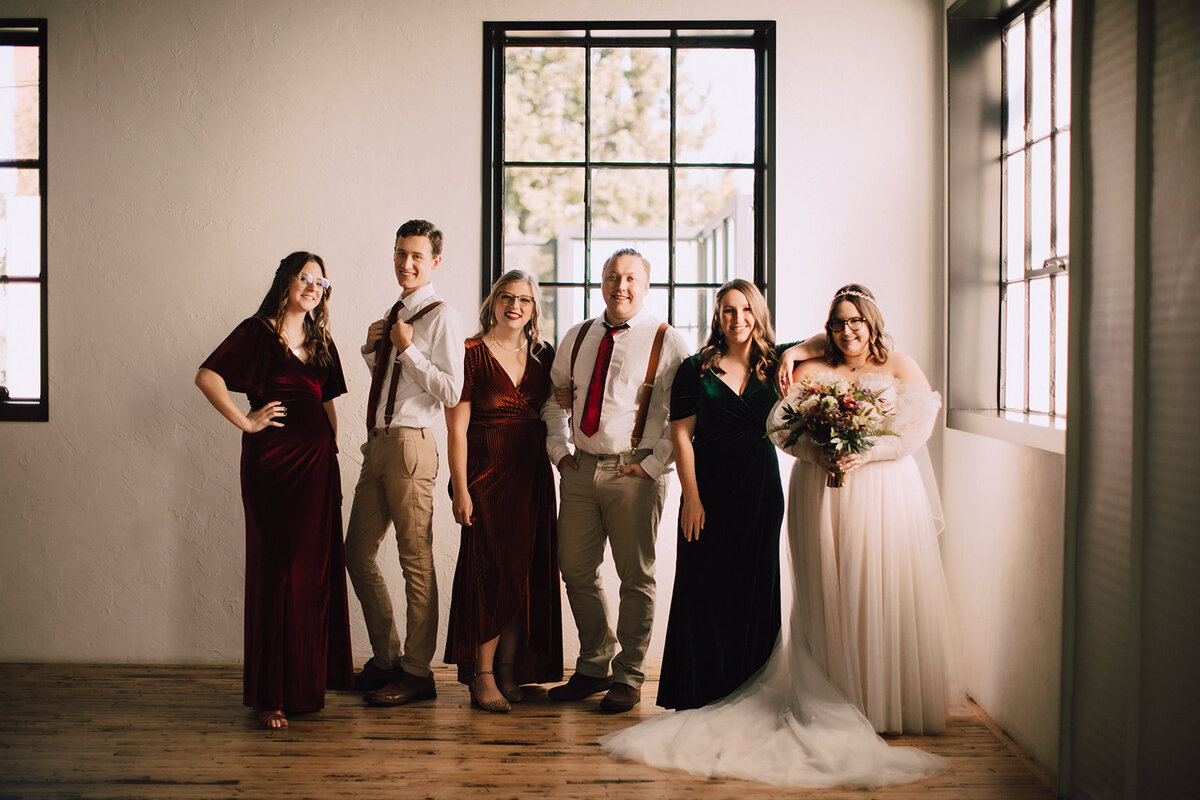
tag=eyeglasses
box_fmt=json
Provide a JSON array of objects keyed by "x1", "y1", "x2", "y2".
[
  {"x1": 829, "y1": 316, "x2": 867, "y2": 333},
  {"x1": 497, "y1": 292, "x2": 534, "y2": 308},
  {"x1": 297, "y1": 273, "x2": 331, "y2": 292}
]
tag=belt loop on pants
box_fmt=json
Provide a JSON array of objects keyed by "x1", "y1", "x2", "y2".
[{"x1": 369, "y1": 425, "x2": 428, "y2": 439}]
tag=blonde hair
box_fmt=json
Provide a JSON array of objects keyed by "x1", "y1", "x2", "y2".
[{"x1": 473, "y1": 269, "x2": 549, "y2": 360}]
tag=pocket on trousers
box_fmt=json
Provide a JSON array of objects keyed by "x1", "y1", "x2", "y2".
[{"x1": 401, "y1": 442, "x2": 419, "y2": 476}]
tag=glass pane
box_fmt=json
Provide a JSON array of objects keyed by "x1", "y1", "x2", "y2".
[
  {"x1": 505, "y1": 29, "x2": 586, "y2": 39},
  {"x1": 676, "y1": 49, "x2": 755, "y2": 164},
  {"x1": 1005, "y1": 151, "x2": 1026, "y2": 280},
  {"x1": 1028, "y1": 277, "x2": 1051, "y2": 413},
  {"x1": 503, "y1": 168, "x2": 585, "y2": 287},
  {"x1": 590, "y1": 168, "x2": 669, "y2": 283},
  {"x1": 1054, "y1": 273, "x2": 1069, "y2": 416},
  {"x1": 1004, "y1": 18, "x2": 1026, "y2": 153},
  {"x1": 0, "y1": 46, "x2": 39, "y2": 161},
  {"x1": 676, "y1": 29, "x2": 758, "y2": 39},
  {"x1": 591, "y1": 48, "x2": 670, "y2": 163},
  {"x1": 0, "y1": 281, "x2": 41, "y2": 400},
  {"x1": 587, "y1": 286, "x2": 671, "y2": 324},
  {"x1": 1004, "y1": 282, "x2": 1026, "y2": 410},
  {"x1": 1, "y1": 168, "x2": 40, "y2": 278},
  {"x1": 1030, "y1": 7, "x2": 1052, "y2": 140},
  {"x1": 1056, "y1": 130, "x2": 1070, "y2": 257},
  {"x1": 672, "y1": 286, "x2": 718, "y2": 351},
  {"x1": 540, "y1": 286, "x2": 585, "y2": 346},
  {"x1": 1055, "y1": 0, "x2": 1072, "y2": 129},
  {"x1": 1030, "y1": 139, "x2": 1052, "y2": 271},
  {"x1": 590, "y1": 29, "x2": 670, "y2": 38},
  {"x1": 676, "y1": 168, "x2": 754, "y2": 283},
  {"x1": 505, "y1": 47, "x2": 585, "y2": 162}
]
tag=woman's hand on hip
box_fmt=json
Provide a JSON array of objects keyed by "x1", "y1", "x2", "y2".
[{"x1": 243, "y1": 401, "x2": 285, "y2": 433}]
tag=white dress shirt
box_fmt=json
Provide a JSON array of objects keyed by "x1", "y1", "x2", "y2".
[
  {"x1": 546, "y1": 309, "x2": 691, "y2": 480},
  {"x1": 361, "y1": 282, "x2": 464, "y2": 430}
]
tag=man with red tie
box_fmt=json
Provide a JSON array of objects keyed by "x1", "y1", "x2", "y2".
[
  {"x1": 344, "y1": 219, "x2": 464, "y2": 706},
  {"x1": 545, "y1": 248, "x2": 690, "y2": 713}
]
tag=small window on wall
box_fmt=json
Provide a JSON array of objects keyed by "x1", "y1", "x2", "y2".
[
  {"x1": 1001, "y1": 0, "x2": 1070, "y2": 418},
  {"x1": 482, "y1": 22, "x2": 775, "y2": 350},
  {"x1": 0, "y1": 20, "x2": 46, "y2": 422}
]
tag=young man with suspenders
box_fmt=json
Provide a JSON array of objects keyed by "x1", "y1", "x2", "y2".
[
  {"x1": 344, "y1": 219, "x2": 465, "y2": 706},
  {"x1": 545, "y1": 248, "x2": 691, "y2": 712}
]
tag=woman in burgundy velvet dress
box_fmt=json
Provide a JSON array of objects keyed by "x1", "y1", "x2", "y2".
[
  {"x1": 195, "y1": 251, "x2": 353, "y2": 730},
  {"x1": 443, "y1": 269, "x2": 563, "y2": 712}
]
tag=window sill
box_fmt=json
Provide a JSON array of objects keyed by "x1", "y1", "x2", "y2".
[{"x1": 946, "y1": 408, "x2": 1066, "y2": 454}]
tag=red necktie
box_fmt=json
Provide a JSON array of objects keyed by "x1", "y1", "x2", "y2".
[{"x1": 579, "y1": 323, "x2": 627, "y2": 437}]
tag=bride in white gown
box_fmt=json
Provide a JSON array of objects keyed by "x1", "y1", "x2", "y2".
[{"x1": 600, "y1": 284, "x2": 955, "y2": 789}]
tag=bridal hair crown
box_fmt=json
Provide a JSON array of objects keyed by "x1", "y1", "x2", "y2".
[{"x1": 835, "y1": 290, "x2": 876, "y2": 306}]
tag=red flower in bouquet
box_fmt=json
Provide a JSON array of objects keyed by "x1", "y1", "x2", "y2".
[{"x1": 768, "y1": 376, "x2": 898, "y2": 487}]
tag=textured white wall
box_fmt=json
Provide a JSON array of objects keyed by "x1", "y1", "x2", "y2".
[{"x1": 1, "y1": 0, "x2": 997, "y2": 721}]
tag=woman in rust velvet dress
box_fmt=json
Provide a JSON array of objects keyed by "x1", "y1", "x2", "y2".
[
  {"x1": 195, "y1": 251, "x2": 353, "y2": 730},
  {"x1": 444, "y1": 269, "x2": 563, "y2": 712}
]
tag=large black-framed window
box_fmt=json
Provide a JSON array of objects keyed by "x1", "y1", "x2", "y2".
[
  {"x1": 0, "y1": 19, "x2": 47, "y2": 422},
  {"x1": 482, "y1": 21, "x2": 775, "y2": 348}
]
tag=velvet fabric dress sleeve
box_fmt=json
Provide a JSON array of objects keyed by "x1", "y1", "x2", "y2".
[{"x1": 200, "y1": 317, "x2": 276, "y2": 398}]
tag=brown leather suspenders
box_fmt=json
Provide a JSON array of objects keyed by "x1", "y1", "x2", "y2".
[
  {"x1": 568, "y1": 317, "x2": 669, "y2": 452},
  {"x1": 365, "y1": 300, "x2": 444, "y2": 433}
]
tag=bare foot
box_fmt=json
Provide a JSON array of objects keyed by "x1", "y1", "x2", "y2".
[{"x1": 257, "y1": 709, "x2": 288, "y2": 730}]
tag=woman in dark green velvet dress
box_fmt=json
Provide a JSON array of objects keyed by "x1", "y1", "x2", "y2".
[{"x1": 656, "y1": 280, "x2": 819, "y2": 710}]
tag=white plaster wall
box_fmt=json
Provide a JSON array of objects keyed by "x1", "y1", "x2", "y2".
[
  {"x1": 0, "y1": 0, "x2": 951, "y2": 681},
  {"x1": 940, "y1": 430, "x2": 1065, "y2": 773}
]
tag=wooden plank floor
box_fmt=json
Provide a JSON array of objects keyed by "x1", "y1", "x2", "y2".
[{"x1": 0, "y1": 664, "x2": 1053, "y2": 799}]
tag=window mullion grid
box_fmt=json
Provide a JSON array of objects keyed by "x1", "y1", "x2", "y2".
[
  {"x1": 999, "y1": 25, "x2": 1011, "y2": 411},
  {"x1": 1022, "y1": 7, "x2": 1034, "y2": 415},
  {"x1": 667, "y1": 33, "x2": 678, "y2": 326},
  {"x1": 583, "y1": 35, "x2": 594, "y2": 320},
  {"x1": 1047, "y1": 0, "x2": 1058, "y2": 416}
]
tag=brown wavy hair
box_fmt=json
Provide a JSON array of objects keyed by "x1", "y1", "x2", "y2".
[
  {"x1": 822, "y1": 283, "x2": 890, "y2": 367},
  {"x1": 254, "y1": 251, "x2": 334, "y2": 367},
  {"x1": 698, "y1": 279, "x2": 778, "y2": 382},
  {"x1": 471, "y1": 269, "x2": 550, "y2": 362}
]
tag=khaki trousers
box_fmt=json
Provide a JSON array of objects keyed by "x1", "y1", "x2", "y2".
[
  {"x1": 557, "y1": 450, "x2": 668, "y2": 688},
  {"x1": 344, "y1": 427, "x2": 438, "y2": 677}
]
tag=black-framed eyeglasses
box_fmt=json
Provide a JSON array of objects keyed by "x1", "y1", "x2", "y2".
[
  {"x1": 297, "y1": 273, "x2": 331, "y2": 292},
  {"x1": 829, "y1": 317, "x2": 867, "y2": 333},
  {"x1": 497, "y1": 292, "x2": 534, "y2": 308}
]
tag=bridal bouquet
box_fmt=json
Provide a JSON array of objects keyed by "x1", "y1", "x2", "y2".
[{"x1": 769, "y1": 375, "x2": 898, "y2": 487}]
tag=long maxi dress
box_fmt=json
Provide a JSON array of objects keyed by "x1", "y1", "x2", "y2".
[
  {"x1": 444, "y1": 339, "x2": 564, "y2": 685},
  {"x1": 655, "y1": 352, "x2": 784, "y2": 710},
  {"x1": 200, "y1": 317, "x2": 353, "y2": 712},
  {"x1": 599, "y1": 373, "x2": 950, "y2": 789}
]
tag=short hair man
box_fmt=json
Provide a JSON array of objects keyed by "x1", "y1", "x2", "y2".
[
  {"x1": 345, "y1": 219, "x2": 465, "y2": 706},
  {"x1": 545, "y1": 248, "x2": 690, "y2": 712}
]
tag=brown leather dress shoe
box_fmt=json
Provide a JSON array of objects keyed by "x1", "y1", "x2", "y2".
[
  {"x1": 364, "y1": 670, "x2": 437, "y2": 706},
  {"x1": 599, "y1": 682, "x2": 641, "y2": 713},
  {"x1": 546, "y1": 671, "x2": 613, "y2": 702},
  {"x1": 353, "y1": 657, "x2": 399, "y2": 692}
]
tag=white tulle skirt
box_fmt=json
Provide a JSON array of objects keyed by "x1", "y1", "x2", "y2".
[
  {"x1": 790, "y1": 454, "x2": 956, "y2": 735},
  {"x1": 600, "y1": 448, "x2": 956, "y2": 788}
]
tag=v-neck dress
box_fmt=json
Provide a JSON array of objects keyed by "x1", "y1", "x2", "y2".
[
  {"x1": 200, "y1": 317, "x2": 353, "y2": 712},
  {"x1": 655, "y1": 351, "x2": 785, "y2": 710},
  {"x1": 444, "y1": 338, "x2": 564, "y2": 685}
]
